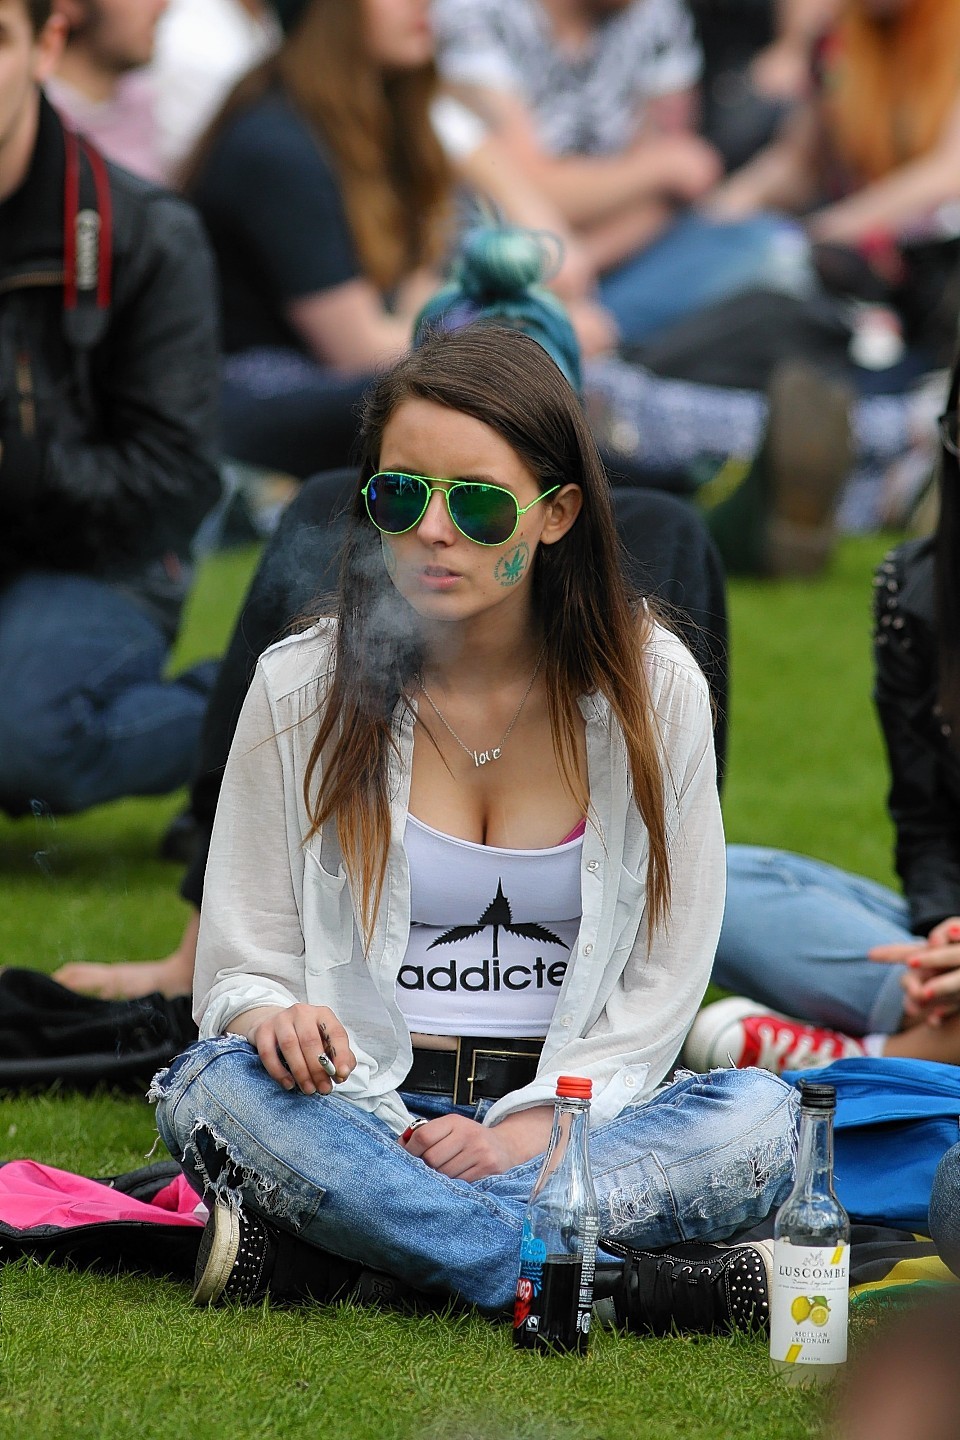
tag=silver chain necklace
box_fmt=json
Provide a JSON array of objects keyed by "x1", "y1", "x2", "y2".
[{"x1": 418, "y1": 648, "x2": 545, "y2": 768}]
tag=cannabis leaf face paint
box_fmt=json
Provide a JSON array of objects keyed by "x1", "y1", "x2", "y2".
[{"x1": 494, "y1": 541, "x2": 530, "y2": 588}]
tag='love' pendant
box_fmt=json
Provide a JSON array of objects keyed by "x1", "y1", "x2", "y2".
[{"x1": 473, "y1": 747, "x2": 502, "y2": 767}]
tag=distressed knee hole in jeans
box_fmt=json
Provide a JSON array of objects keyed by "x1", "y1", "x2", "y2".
[
  {"x1": 604, "y1": 1128, "x2": 795, "y2": 1241},
  {"x1": 149, "y1": 1050, "x2": 322, "y2": 1232},
  {"x1": 605, "y1": 1177, "x2": 664, "y2": 1234},
  {"x1": 684, "y1": 1133, "x2": 795, "y2": 1228},
  {"x1": 181, "y1": 1116, "x2": 315, "y2": 1228}
]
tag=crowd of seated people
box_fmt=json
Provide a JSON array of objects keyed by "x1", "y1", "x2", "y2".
[
  {"x1": 38, "y1": 0, "x2": 956, "y2": 550},
  {"x1": 4, "y1": 0, "x2": 960, "y2": 1331}
]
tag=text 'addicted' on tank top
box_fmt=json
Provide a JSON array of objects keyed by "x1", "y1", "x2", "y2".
[{"x1": 396, "y1": 814, "x2": 584, "y2": 1038}]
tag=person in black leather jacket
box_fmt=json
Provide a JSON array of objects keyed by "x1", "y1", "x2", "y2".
[
  {"x1": 685, "y1": 347, "x2": 960, "y2": 1073},
  {"x1": 873, "y1": 529, "x2": 960, "y2": 942},
  {"x1": 0, "y1": 0, "x2": 221, "y2": 818}
]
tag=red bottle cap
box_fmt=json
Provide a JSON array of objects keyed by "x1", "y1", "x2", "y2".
[{"x1": 556, "y1": 1075, "x2": 592, "y2": 1098}]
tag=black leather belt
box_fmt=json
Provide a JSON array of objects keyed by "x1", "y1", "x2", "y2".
[{"x1": 406, "y1": 1036, "x2": 543, "y2": 1105}]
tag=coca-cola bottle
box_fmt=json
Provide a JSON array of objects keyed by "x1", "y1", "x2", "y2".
[{"x1": 513, "y1": 1075, "x2": 600, "y2": 1355}]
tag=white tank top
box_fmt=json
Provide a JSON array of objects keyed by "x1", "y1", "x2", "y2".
[{"x1": 396, "y1": 814, "x2": 583, "y2": 1038}]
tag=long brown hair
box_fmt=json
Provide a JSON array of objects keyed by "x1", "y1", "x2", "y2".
[
  {"x1": 823, "y1": 0, "x2": 960, "y2": 183},
  {"x1": 303, "y1": 326, "x2": 674, "y2": 948},
  {"x1": 180, "y1": 0, "x2": 451, "y2": 291}
]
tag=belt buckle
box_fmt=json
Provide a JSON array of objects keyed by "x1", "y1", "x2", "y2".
[
  {"x1": 453, "y1": 1037, "x2": 471, "y2": 1106},
  {"x1": 460, "y1": 1039, "x2": 541, "y2": 1105}
]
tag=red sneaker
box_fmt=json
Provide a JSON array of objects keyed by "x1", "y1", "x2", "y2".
[{"x1": 683, "y1": 996, "x2": 867, "y2": 1076}]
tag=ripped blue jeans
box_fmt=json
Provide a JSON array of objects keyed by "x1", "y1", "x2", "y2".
[{"x1": 152, "y1": 1037, "x2": 797, "y2": 1312}]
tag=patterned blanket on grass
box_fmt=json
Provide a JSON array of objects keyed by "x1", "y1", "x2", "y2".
[{"x1": 850, "y1": 1224, "x2": 957, "y2": 1305}]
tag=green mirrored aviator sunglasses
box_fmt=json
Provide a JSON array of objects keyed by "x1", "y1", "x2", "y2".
[{"x1": 362, "y1": 471, "x2": 561, "y2": 547}]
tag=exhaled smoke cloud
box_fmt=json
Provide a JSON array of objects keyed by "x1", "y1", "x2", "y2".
[
  {"x1": 340, "y1": 525, "x2": 467, "y2": 712},
  {"x1": 248, "y1": 517, "x2": 345, "y2": 645},
  {"x1": 344, "y1": 526, "x2": 423, "y2": 706},
  {"x1": 249, "y1": 488, "x2": 469, "y2": 717}
]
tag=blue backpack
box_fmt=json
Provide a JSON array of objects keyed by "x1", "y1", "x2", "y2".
[{"x1": 785, "y1": 1057, "x2": 960, "y2": 1232}]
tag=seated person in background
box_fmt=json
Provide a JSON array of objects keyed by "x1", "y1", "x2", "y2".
[
  {"x1": 181, "y1": 0, "x2": 616, "y2": 482},
  {"x1": 686, "y1": 347, "x2": 960, "y2": 1074},
  {"x1": 0, "y1": 0, "x2": 221, "y2": 820},
  {"x1": 45, "y1": 0, "x2": 169, "y2": 182},
  {"x1": 180, "y1": 0, "x2": 449, "y2": 478},
  {"x1": 151, "y1": 322, "x2": 795, "y2": 1332},
  {"x1": 432, "y1": 0, "x2": 810, "y2": 345},
  {"x1": 172, "y1": 0, "x2": 857, "y2": 561},
  {"x1": 159, "y1": 0, "x2": 924, "y2": 549},
  {"x1": 710, "y1": 0, "x2": 960, "y2": 363}
]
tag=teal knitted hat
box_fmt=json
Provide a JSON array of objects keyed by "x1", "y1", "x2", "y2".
[{"x1": 413, "y1": 227, "x2": 583, "y2": 394}]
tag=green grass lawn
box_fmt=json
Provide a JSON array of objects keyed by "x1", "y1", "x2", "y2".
[{"x1": 0, "y1": 536, "x2": 899, "y2": 1440}]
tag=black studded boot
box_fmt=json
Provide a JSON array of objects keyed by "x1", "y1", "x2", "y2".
[{"x1": 593, "y1": 1240, "x2": 773, "y2": 1336}]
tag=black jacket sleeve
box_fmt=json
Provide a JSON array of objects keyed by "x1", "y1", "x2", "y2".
[
  {"x1": 873, "y1": 539, "x2": 960, "y2": 934},
  {"x1": 0, "y1": 190, "x2": 221, "y2": 575}
]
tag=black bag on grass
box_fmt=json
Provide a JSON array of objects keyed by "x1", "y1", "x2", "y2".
[
  {"x1": 0, "y1": 967, "x2": 196, "y2": 1092},
  {"x1": 0, "y1": 1160, "x2": 202, "y2": 1279}
]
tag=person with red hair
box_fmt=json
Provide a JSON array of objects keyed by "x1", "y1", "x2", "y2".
[{"x1": 712, "y1": 0, "x2": 960, "y2": 353}]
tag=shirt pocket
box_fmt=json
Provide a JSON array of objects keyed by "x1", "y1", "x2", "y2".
[
  {"x1": 609, "y1": 860, "x2": 646, "y2": 963},
  {"x1": 302, "y1": 849, "x2": 356, "y2": 972}
]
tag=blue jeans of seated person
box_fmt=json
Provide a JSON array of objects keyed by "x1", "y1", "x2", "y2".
[
  {"x1": 929, "y1": 1143, "x2": 960, "y2": 1276},
  {"x1": 598, "y1": 212, "x2": 810, "y2": 347},
  {"x1": 153, "y1": 1036, "x2": 798, "y2": 1313},
  {"x1": 0, "y1": 571, "x2": 213, "y2": 818},
  {"x1": 715, "y1": 845, "x2": 911, "y2": 1037}
]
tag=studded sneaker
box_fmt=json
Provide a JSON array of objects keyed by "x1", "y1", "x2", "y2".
[
  {"x1": 194, "y1": 1198, "x2": 266, "y2": 1304},
  {"x1": 594, "y1": 1240, "x2": 773, "y2": 1336},
  {"x1": 683, "y1": 996, "x2": 868, "y2": 1076},
  {"x1": 193, "y1": 1195, "x2": 381, "y2": 1308}
]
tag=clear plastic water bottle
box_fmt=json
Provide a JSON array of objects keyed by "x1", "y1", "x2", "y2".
[
  {"x1": 770, "y1": 1081, "x2": 850, "y2": 1386},
  {"x1": 513, "y1": 1075, "x2": 600, "y2": 1355}
]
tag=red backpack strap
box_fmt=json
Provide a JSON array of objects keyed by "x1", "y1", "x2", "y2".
[{"x1": 62, "y1": 126, "x2": 113, "y2": 347}]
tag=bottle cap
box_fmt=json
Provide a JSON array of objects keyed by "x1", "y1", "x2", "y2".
[
  {"x1": 798, "y1": 1081, "x2": 836, "y2": 1111},
  {"x1": 556, "y1": 1076, "x2": 592, "y2": 1099}
]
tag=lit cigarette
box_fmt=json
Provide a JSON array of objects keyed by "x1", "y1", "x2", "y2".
[{"x1": 316, "y1": 1052, "x2": 337, "y2": 1079}]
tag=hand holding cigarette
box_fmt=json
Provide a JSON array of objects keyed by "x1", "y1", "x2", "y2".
[{"x1": 240, "y1": 1002, "x2": 355, "y2": 1095}]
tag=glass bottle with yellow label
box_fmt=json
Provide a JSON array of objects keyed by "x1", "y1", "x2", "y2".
[{"x1": 770, "y1": 1081, "x2": 850, "y2": 1386}]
